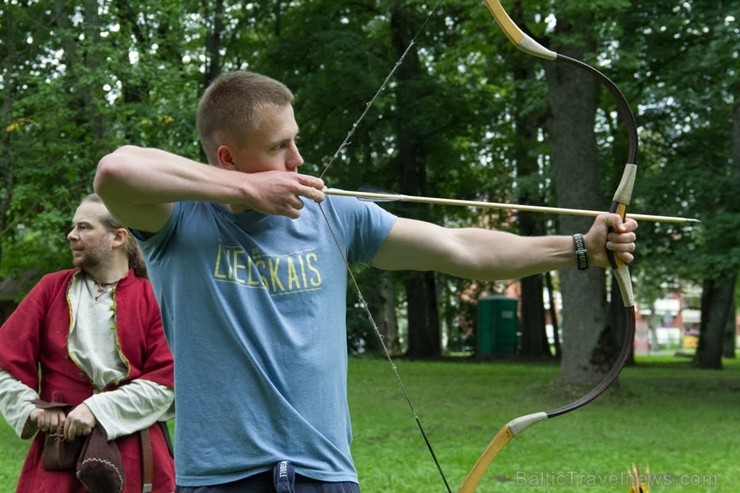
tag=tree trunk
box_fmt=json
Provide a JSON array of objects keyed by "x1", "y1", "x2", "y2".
[
  {"x1": 390, "y1": 5, "x2": 441, "y2": 358},
  {"x1": 724, "y1": 89, "x2": 740, "y2": 360},
  {"x1": 694, "y1": 273, "x2": 737, "y2": 369},
  {"x1": 694, "y1": 83, "x2": 740, "y2": 369},
  {"x1": 404, "y1": 274, "x2": 441, "y2": 358},
  {"x1": 519, "y1": 275, "x2": 549, "y2": 357},
  {"x1": 375, "y1": 272, "x2": 401, "y2": 355},
  {"x1": 722, "y1": 294, "x2": 735, "y2": 358},
  {"x1": 82, "y1": 0, "x2": 105, "y2": 146},
  {"x1": 510, "y1": 0, "x2": 550, "y2": 361},
  {"x1": 203, "y1": 0, "x2": 225, "y2": 88},
  {"x1": 544, "y1": 32, "x2": 615, "y2": 389},
  {"x1": 115, "y1": 0, "x2": 152, "y2": 113}
]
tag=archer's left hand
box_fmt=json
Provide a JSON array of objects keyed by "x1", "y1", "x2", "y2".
[{"x1": 583, "y1": 213, "x2": 638, "y2": 268}]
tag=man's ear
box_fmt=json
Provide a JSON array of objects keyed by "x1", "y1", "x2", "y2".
[
  {"x1": 111, "y1": 228, "x2": 129, "y2": 249},
  {"x1": 216, "y1": 145, "x2": 237, "y2": 170}
]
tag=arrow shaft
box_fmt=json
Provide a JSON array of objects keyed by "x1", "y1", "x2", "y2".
[{"x1": 324, "y1": 188, "x2": 697, "y2": 224}]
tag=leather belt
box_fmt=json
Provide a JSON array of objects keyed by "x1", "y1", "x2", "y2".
[{"x1": 140, "y1": 427, "x2": 153, "y2": 493}]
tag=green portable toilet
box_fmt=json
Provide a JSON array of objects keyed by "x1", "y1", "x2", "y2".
[{"x1": 476, "y1": 295, "x2": 518, "y2": 357}]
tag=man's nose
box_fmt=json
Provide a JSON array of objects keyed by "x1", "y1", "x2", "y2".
[{"x1": 288, "y1": 145, "x2": 304, "y2": 170}]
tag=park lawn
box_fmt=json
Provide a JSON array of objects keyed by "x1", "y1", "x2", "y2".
[
  {"x1": 0, "y1": 355, "x2": 737, "y2": 492},
  {"x1": 349, "y1": 355, "x2": 739, "y2": 492}
]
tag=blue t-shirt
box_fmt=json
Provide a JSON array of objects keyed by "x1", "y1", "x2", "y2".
[{"x1": 136, "y1": 196, "x2": 397, "y2": 486}]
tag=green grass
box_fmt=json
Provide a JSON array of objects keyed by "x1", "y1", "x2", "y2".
[
  {"x1": 349, "y1": 355, "x2": 739, "y2": 492},
  {"x1": 1, "y1": 356, "x2": 738, "y2": 492}
]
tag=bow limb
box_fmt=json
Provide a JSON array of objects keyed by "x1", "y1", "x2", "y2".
[{"x1": 458, "y1": 2, "x2": 639, "y2": 492}]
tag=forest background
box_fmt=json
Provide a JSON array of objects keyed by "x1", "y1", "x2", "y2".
[{"x1": 0, "y1": 0, "x2": 738, "y2": 396}]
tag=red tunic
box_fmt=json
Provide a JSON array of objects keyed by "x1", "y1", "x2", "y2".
[{"x1": 0, "y1": 268, "x2": 176, "y2": 493}]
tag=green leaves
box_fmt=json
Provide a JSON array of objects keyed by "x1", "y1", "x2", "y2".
[{"x1": 1, "y1": 0, "x2": 735, "y2": 309}]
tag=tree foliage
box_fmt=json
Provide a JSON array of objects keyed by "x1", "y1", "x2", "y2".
[{"x1": 1, "y1": 1, "x2": 737, "y2": 367}]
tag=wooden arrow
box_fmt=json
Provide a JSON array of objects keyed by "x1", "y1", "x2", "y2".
[{"x1": 324, "y1": 188, "x2": 700, "y2": 224}]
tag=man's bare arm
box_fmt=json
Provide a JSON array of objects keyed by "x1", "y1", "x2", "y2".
[
  {"x1": 94, "y1": 146, "x2": 325, "y2": 232},
  {"x1": 371, "y1": 214, "x2": 637, "y2": 280}
]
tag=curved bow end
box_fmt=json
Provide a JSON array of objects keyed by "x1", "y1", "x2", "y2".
[
  {"x1": 484, "y1": 0, "x2": 556, "y2": 60},
  {"x1": 457, "y1": 412, "x2": 548, "y2": 493}
]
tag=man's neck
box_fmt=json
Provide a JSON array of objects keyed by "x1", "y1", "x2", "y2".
[{"x1": 85, "y1": 262, "x2": 129, "y2": 285}]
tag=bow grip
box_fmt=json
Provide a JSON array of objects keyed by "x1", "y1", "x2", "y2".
[
  {"x1": 608, "y1": 163, "x2": 637, "y2": 308},
  {"x1": 608, "y1": 163, "x2": 637, "y2": 267}
]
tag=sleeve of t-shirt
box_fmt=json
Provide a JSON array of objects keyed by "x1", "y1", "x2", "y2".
[
  {"x1": 332, "y1": 197, "x2": 397, "y2": 264},
  {"x1": 130, "y1": 201, "x2": 186, "y2": 261}
]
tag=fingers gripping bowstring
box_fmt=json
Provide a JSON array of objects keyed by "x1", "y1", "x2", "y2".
[{"x1": 315, "y1": 2, "x2": 452, "y2": 492}]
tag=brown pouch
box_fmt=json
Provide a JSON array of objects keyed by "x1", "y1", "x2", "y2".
[
  {"x1": 43, "y1": 432, "x2": 86, "y2": 470},
  {"x1": 76, "y1": 426, "x2": 124, "y2": 493},
  {"x1": 30, "y1": 398, "x2": 84, "y2": 471}
]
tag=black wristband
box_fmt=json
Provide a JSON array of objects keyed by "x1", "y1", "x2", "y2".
[{"x1": 572, "y1": 233, "x2": 589, "y2": 270}]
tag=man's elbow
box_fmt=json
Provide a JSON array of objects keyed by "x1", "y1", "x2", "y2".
[{"x1": 94, "y1": 146, "x2": 138, "y2": 196}]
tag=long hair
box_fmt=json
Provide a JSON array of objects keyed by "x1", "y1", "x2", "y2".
[{"x1": 81, "y1": 193, "x2": 148, "y2": 279}]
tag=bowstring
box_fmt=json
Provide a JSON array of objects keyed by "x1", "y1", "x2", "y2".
[
  {"x1": 318, "y1": 205, "x2": 452, "y2": 493},
  {"x1": 316, "y1": 1, "x2": 452, "y2": 491},
  {"x1": 319, "y1": 0, "x2": 443, "y2": 180}
]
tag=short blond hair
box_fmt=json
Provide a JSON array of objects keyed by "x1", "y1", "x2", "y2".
[{"x1": 196, "y1": 71, "x2": 294, "y2": 165}]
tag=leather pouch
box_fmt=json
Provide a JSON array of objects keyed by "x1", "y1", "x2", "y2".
[
  {"x1": 76, "y1": 426, "x2": 124, "y2": 493},
  {"x1": 31, "y1": 398, "x2": 84, "y2": 471},
  {"x1": 43, "y1": 432, "x2": 85, "y2": 470}
]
